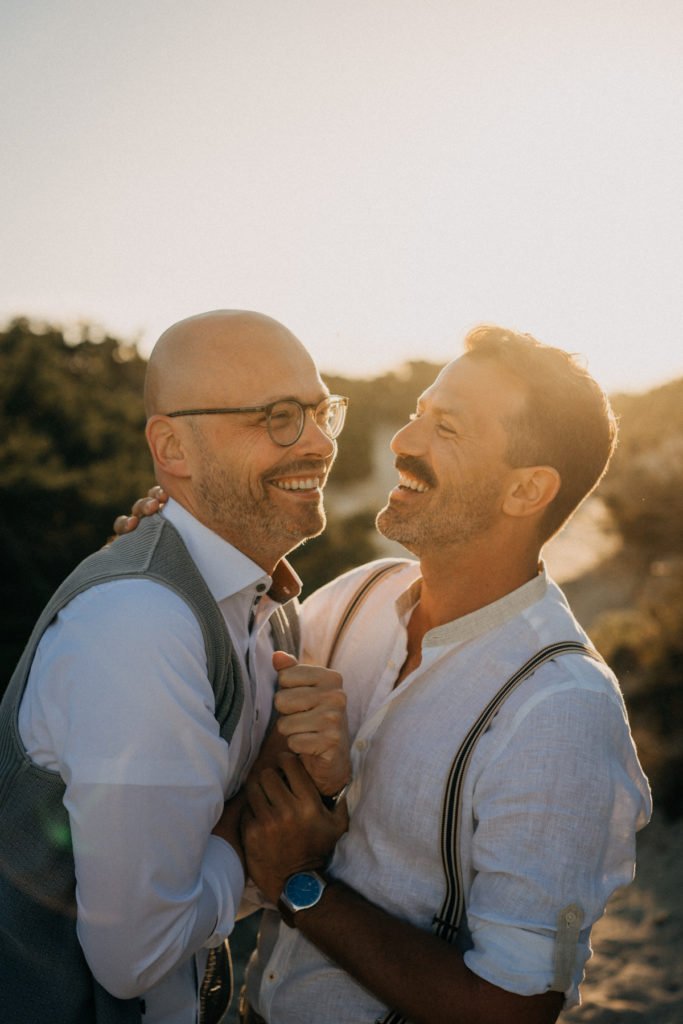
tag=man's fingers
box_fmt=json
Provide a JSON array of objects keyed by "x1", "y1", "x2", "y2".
[
  {"x1": 113, "y1": 515, "x2": 138, "y2": 535},
  {"x1": 276, "y1": 664, "x2": 343, "y2": 692},
  {"x1": 245, "y1": 773, "x2": 277, "y2": 817},
  {"x1": 131, "y1": 496, "x2": 161, "y2": 518},
  {"x1": 276, "y1": 752, "x2": 322, "y2": 800},
  {"x1": 274, "y1": 685, "x2": 346, "y2": 718},
  {"x1": 282, "y1": 730, "x2": 346, "y2": 760},
  {"x1": 275, "y1": 703, "x2": 346, "y2": 741},
  {"x1": 273, "y1": 650, "x2": 298, "y2": 672}
]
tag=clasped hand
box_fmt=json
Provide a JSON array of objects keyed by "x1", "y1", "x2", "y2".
[
  {"x1": 240, "y1": 652, "x2": 351, "y2": 901},
  {"x1": 242, "y1": 751, "x2": 348, "y2": 904}
]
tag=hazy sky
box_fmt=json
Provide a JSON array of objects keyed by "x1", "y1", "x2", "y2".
[{"x1": 2, "y1": 0, "x2": 682, "y2": 393}]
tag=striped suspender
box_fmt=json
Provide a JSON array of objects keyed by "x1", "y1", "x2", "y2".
[
  {"x1": 325, "y1": 560, "x2": 411, "y2": 668},
  {"x1": 379, "y1": 640, "x2": 604, "y2": 1024}
]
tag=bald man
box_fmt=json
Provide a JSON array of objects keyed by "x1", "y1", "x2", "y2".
[{"x1": 0, "y1": 311, "x2": 350, "y2": 1024}]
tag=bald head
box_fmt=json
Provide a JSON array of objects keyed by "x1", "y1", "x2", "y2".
[
  {"x1": 143, "y1": 309, "x2": 335, "y2": 567},
  {"x1": 144, "y1": 310, "x2": 318, "y2": 418}
]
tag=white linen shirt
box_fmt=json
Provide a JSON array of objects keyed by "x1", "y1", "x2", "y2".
[
  {"x1": 18, "y1": 498, "x2": 300, "y2": 1024},
  {"x1": 249, "y1": 558, "x2": 652, "y2": 1022}
]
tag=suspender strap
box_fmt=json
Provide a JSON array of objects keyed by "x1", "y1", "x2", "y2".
[
  {"x1": 379, "y1": 640, "x2": 604, "y2": 1024},
  {"x1": 326, "y1": 560, "x2": 411, "y2": 668}
]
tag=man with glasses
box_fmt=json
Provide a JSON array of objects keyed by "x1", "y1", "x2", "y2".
[{"x1": 0, "y1": 310, "x2": 351, "y2": 1024}]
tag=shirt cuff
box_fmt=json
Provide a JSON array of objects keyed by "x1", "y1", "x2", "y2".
[
  {"x1": 464, "y1": 920, "x2": 587, "y2": 1008},
  {"x1": 201, "y1": 835, "x2": 246, "y2": 946}
]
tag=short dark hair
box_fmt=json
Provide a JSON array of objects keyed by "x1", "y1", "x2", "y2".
[{"x1": 464, "y1": 325, "x2": 618, "y2": 541}]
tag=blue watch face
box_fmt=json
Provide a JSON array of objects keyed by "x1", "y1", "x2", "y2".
[{"x1": 284, "y1": 872, "x2": 324, "y2": 908}]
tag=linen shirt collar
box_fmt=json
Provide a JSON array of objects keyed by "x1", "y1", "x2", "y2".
[
  {"x1": 161, "y1": 498, "x2": 301, "y2": 604},
  {"x1": 398, "y1": 563, "x2": 548, "y2": 649}
]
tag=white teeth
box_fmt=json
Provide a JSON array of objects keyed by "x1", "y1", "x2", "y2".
[
  {"x1": 398, "y1": 471, "x2": 429, "y2": 493},
  {"x1": 274, "y1": 477, "x2": 320, "y2": 491}
]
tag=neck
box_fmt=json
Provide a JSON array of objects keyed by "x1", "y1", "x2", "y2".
[{"x1": 414, "y1": 529, "x2": 541, "y2": 636}]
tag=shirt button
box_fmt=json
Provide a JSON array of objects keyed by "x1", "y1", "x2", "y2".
[
  {"x1": 355, "y1": 739, "x2": 368, "y2": 751},
  {"x1": 388, "y1": 660, "x2": 396, "y2": 670},
  {"x1": 256, "y1": 583, "x2": 267, "y2": 593},
  {"x1": 267, "y1": 971, "x2": 278, "y2": 982}
]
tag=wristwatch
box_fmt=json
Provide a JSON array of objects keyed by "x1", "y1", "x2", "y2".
[{"x1": 278, "y1": 871, "x2": 327, "y2": 928}]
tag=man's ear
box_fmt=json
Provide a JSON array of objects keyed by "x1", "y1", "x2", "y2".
[
  {"x1": 145, "y1": 416, "x2": 192, "y2": 479},
  {"x1": 502, "y1": 466, "x2": 561, "y2": 519}
]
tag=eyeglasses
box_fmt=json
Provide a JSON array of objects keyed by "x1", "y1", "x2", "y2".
[{"x1": 165, "y1": 394, "x2": 349, "y2": 447}]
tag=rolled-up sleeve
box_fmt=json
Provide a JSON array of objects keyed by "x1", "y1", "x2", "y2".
[{"x1": 464, "y1": 682, "x2": 651, "y2": 1006}]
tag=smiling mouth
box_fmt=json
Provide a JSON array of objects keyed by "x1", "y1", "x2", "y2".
[
  {"x1": 397, "y1": 470, "x2": 431, "y2": 493},
  {"x1": 271, "y1": 476, "x2": 322, "y2": 492}
]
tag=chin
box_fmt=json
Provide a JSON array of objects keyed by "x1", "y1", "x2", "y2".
[
  {"x1": 375, "y1": 510, "x2": 416, "y2": 551},
  {"x1": 376, "y1": 506, "x2": 406, "y2": 540},
  {"x1": 288, "y1": 509, "x2": 326, "y2": 543}
]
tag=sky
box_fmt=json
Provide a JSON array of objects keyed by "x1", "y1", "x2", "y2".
[{"x1": 2, "y1": 0, "x2": 682, "y2": 394}]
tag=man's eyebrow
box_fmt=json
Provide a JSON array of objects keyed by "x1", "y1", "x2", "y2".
[
  {"x1": 418, "y1": 396, "x2": 477, "y2": 432},
  {"x1": 419, "y1": 397, "x2": 466, "y2": 419}
]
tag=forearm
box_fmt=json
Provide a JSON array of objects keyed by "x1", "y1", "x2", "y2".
[{"x1": 291, "y1": 879, "x2": 563, "y2": 1024}]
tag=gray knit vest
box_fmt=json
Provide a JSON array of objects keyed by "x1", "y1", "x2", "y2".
[{"x1": 0, "y1": 515, "x2": 300, "y2": 1024}]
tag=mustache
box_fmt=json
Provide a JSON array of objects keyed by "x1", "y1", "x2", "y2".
[{"x1": 395, "y1": 455, "x2": 438, "y2": 489}]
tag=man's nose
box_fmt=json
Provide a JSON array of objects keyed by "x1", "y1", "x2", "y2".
[
  {"x1": 296, "y1": 409, "x2": 336, "y2": 458},
  {"x1": 390, "y1": 416, "x2": 424, "y2": 456}
]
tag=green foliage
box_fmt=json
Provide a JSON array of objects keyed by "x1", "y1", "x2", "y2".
[{"x1": 0, "y1": 319, "x2": 153, "y2": 679}]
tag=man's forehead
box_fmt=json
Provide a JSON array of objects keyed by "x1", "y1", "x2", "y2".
[
  {"x1": 252, "y1": 386, "x2": 331, "y2": 406},
  {"x1": 417, "y1": 356, "x2": 526, "y2": 421},
  {"x1": 202, "y1": 348, "x2": 326, "y2": 401}
]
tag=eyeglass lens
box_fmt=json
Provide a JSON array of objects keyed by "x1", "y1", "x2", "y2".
[{"x1": 267, "y1": 398, "x2": 345, "y2": 445}]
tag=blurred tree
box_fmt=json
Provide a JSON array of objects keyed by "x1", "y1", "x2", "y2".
[
  {"x1": 601, "y1": 379, "x2": 683, "y2": 553},
  {"x1": 0, "y1": 319, "x2": 153, "y2": 686}
]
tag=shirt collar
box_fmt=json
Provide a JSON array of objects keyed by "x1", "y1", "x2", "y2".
[
  {"x1": 396, "y1": 563, "x2": 548, "y2": 649},
  {"x1": 161, "y1": 498, "x2": 301, "y2": 604}
]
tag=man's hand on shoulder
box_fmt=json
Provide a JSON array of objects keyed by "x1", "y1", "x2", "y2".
[{"x1": 112, "y1": 485, "x2": 168, "y2": 536}]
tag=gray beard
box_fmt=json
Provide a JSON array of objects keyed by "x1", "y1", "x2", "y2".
[
  {"x1": 376, "y1": 478, "x2": 500, "y2": 553},
  {"x1": 192, "y1": 431, "x2": 327, "y2": 556}
]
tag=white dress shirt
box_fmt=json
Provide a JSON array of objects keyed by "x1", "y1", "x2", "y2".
[
  {"x1": 18, "y1": 498, "x2": 300, "y2": 1024},
  {"x1": 249, "y1": 558, "x2": 652, "y2": 1022}
]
